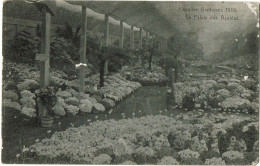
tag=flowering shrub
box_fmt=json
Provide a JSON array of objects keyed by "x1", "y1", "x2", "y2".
[
  {"x1": 21, "y1": 107, "x2": 36, "y2": 117},
  {"x1": 216, "y1": 89, "x2": 230, "y2": 102},
  {"x1": 173, "y1": 80, "x2": 216, "y2": 106},
  {"x1": 3, "y1": 90, "x2": 19, "y2": 101},
  {"x1": 20, "y1": 90, "x2": 36, "y2": 117},
  {"x1": 20, "y1": 90, "x2": 36, "y2": 99},
  {"x1": 79, "y1": 99, "x2": 93, "y2": 113},
  {"x1": 93, "y1": 103, "x2": 105, "y2": 112},
  {"x1": 3, "y1": 101, "x2": 21, "y2": 111},
  {"x1": 190, "y1": 136, "x2": 208, "y2": 153},
  {"x1": 227, "y1": 136, "x2": 247, "y2": 152},
  {"x1": 56, "y1": 90, "x2": 72, "y2": 98},
  {"x1": 219, "y1": 96, "x2": 252, "y2": 110},
  {"x1": 226, "y1": 82, "x2": 245, "y2": 95},
  {"x1": 85, "y1": 74, "x2": 141, "y2": 104},
  {"x1": 113, "y1": 138, "x2": 132, "y2": 157},
  {"x1": 120, "y1": 65, "x2": 168, "y2": 85},
  {"x1": 92, "y1": 154, "x2": 112, "y2": 164},
  {"x1": 27, "y1": 112, "x2": 258, "y2": 164},
  {"x1": 66, "y1": 105, "x2": 79, "y2": 116},
  {"x1": 205, "y1": 157, "x2": 225, "y2": 165},
  {"x1": 152, "y1": 135, "x2": 170, "y2": 151},
  {"x1": 222, "y1": 150, "x2": 244, "y2": 162},
  {"x1": 20, "y1": 97, "x2": 36, "y2": 108},
  {"x1": 158, "y1": 156, "x2": 179, "y2": 165},
  {"x1": 17, "y1": 79, "x2": 39, "y2": 91},
  {"x1": 65, "y1": 97, "x2": 79, "y2": 106},
  {"x1": 178, "y1": 148, "x2": 200, "y2": 160},
  {"x1": 52, "y1": 97, "x2": 66, "y2": 116},
  {"x1": 168, "y1": 130, "x2": 191, "y2": 151},
  {"x1": 120, "y1": 160, "x2": 137, "y2": 165}
]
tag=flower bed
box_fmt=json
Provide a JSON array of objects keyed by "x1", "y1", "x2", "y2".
[
  {"x1": 120, "y1": 65, "x2": 168, "y2": 86},
  {"x1": 3, "y1": 60, "x2": 142, "y2": 120},
  {"x1": 28, "y1": 112, "x2": 258, "y2": 164},
  {"x1": 173, "y1": 77, "x2": 258, "y2": 113},
  {"x1": 85, "y1": 73, "x2": 141, "y2": 109}
]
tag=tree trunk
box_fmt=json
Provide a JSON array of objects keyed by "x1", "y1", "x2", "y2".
[
  {"x1": 149, "y1": 51, "x2": 153, "y2": 70},
  {"x1": 100, "y1": 59, "x2": 105, "y2": 87}
]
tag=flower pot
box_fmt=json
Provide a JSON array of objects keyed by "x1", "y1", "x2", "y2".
[{"x1": 41, "y1": 116, "x2": 54, "y2": 128}]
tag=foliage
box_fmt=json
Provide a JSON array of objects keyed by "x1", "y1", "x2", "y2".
[
  {"x1": 35, "y1": 86, "x2": 57, "y2": 110},
  {"x1": 5, "y1": 26, "x2": 78, "y2": 75},
  {"x1": 56, "y1": 22, "x2": 81, "y2": 47},
  {"x1": 8, "y1": 31, "x2": 40, "y2": 63},
  {"x1": 102, "y1": 46, "x2": 132, "y2": 72}
]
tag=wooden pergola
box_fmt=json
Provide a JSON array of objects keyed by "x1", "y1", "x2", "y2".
[{"x1": 34, "y1": 0, "x2": 173, "y2": 93}]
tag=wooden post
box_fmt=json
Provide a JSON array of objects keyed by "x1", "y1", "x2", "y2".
[
  {"x1": 169, "y1": 68, "x2": 175, "y2": 103},
  {"x1": 104, "y1": 14, "x2": 109, "y2": 76},
  {"x1": 139, "y1": 28, "x2": 142, "y2": 49},
  {"x1": 130, "y1": 25, "x2": 134, "y2": 50},
  {"x1": 79, "y1": 6, "x2": 87, "y2": 93},
  {"x1": 39, "y1": 6, "x2": 51, "y2": 88},
  {"x1": 138, "y1": 27, "x2": 142, "y2": 66},
  {"x1": 36, "y1": 5, "x2": 52, "y2": 121},
  {"x1": 119, "y1": 20, "x2": 124, "y2": 48},
  {"x1": 150, "y1": 33, "x2": 154, "y2": 46},
  {"x1": 146, "y1": 31, "x2": 149, "y2": 48},
  {"x1": 165, "y1": 39, "x2": 168, "y2": 50}
]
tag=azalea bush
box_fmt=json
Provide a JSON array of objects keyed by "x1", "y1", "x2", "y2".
[
  {"x1": 27, "y1": 112, "x2": 258, "y2": 164},
  {"x1": 120, "y1": 65, "x2": 168, "y2": 85}
]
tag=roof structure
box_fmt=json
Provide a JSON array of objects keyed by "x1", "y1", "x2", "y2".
[{"x1": 64, "y1": 0, "x2": 174, "y2": 38}]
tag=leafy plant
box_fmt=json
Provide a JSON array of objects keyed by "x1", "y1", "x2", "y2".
[
  {"x1": 35, "y1": 86, "x2": 57, "y2": 116},
  {"x1": 98, "y1": 46, "x2": 132, "y2": 87},
  {"x1": 56, "y1": 22, "x2": 81, "y2": 47},
  {"x1": 8, "y1": 31, "x2": 40, "y2": 62}
]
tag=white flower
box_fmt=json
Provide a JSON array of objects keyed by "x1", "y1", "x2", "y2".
[
  {"x1": 205, "y1": 157, "x2": 225, "y2": 165},
  {"x1": 22, "y1": 146, "x2": 29, "y2": 152},
  {"x1": 158, "y1": 156, "x2": 179, "y2": 165},
  {"x1": 222, "y1": 150, "x2": 244, "y2": 161},
  {"x1": 66, "y1": 105, "x2": 79, "y2": 116},
  {"x1": 16, "y1": 154, "x2": 20, "y2": 158},
  {"x1": 178, "y1": 148, "x2": 200, "y2": 159},
  {"x1": 21, "y1": 107, "x2": 36, "y2": 117}
]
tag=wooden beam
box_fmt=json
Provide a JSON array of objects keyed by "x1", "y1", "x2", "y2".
[
  {"x1": 146, "y1": 31, "x2": 149, "y2": 48},
  {"x1": 139, "y1": 28, "x2": 142, "y2": 49},
  {"x1": 79, "y1": 6, "x2": 87, "y2": 93},
  {"x1": 138, "y1": 27, "x2": 142, "y2": 66},
  {"x1": 104, "y1": 14, "x2": 109, "y2": 76},
  {"x1": 165, "y1": 39, "x2": 168, "y2": 50},
  {"x1": 119, "y1": 20, "x2": 124, "y2": 48},
  {"x1": 130, "y1": 25, "x2": 134, "y2": 50},
  {"x1": 39, "y1": 6, "x2": 51, "y2": 88}
]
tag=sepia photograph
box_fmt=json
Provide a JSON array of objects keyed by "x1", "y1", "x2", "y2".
[{"x1": 1, "y1": 0, "x2": 259, "y2": 165}]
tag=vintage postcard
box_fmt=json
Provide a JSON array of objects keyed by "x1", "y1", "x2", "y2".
[{"x1": 1, "y1": 0, "x2": 259, "y2": 165}]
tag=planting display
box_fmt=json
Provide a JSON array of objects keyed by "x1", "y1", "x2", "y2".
[
  {"x1": 121, "y1": 65, "x2": 168, "y2": 85},
  {"x1": 27, "y1": 113, "x2": 258, "y2": 164},
  {"x1": 173, "y1": 75, "x2": 258, "y2": 113},
  {"x1": 2, "y1": 60, "x2": 142, "y2": 120},
  {"x1": 2, "y1": 1, "x2": 259, "y2": 165}
]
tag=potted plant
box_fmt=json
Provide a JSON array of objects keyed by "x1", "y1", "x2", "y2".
[{"x1": 35, "y1": 86, "x2": 57, "y2": 127}]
